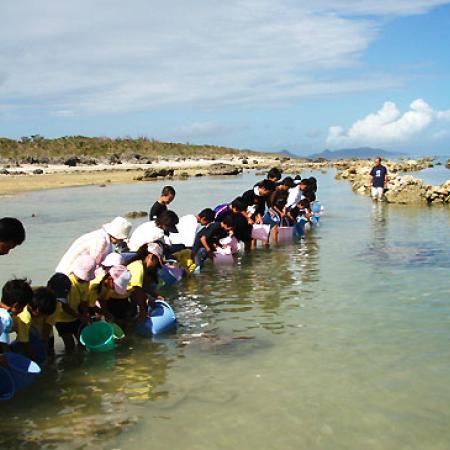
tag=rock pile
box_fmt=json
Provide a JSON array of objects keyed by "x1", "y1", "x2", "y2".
[
  {"x1": 336, "y1": 160, "x2": 449, "y2": 205},
  {"x1": 207, "y1": 164, "x2": 242, "y2": 176}
]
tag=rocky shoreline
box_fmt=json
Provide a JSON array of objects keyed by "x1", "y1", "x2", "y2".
[
  {"x1": 1, "y1": 152, "x2": 448, "y2": 205},
  {"x1": 335, "y1": 158, "x2": 450, "y2": 205}
]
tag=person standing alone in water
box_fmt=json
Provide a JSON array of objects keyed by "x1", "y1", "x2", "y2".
[{"x1": 370, "y1": 157, "x2": 388, "y2": 201}]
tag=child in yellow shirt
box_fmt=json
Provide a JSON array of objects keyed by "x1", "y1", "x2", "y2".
[
  {"x1": 0, "y1": 279, "x2": 33, "y2": 353},
  {"x1": 49, "y1": 255, "x2": 96, "y2": 352},
  {"x1": 13, "y1": 286, "x2": 57, "y2": 361}
]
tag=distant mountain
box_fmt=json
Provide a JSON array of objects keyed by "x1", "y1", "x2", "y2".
[
  {"x1": 307, "y1": 147, "x2": 407, "y2": 160},
  {"x1": 277, "y1": 149, "x2": 300, "y2": 159}
]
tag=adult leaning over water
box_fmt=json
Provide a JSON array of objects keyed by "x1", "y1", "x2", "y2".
[
  {"x1": 0, "y1": 217, "x2": 26, "y2": 255},
  {"x1": 370, "y1": 157, "x2": 388, "y2": 201},
  {"x1": 128, "y1": 210, "x2": 179, "y2": 252},
  {"x1": 55, "y1": 216, "x2": 132, "y2": 275}
]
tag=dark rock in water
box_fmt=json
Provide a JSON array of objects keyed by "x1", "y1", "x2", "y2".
[
  {"x1": 0, "y1": 168, "x2": 9, "y2": 175},
  {"x1": 64, "y1": 157, "x2": 80, "y2": 167},
  {"x1": 99, "y1": 184, "x2": 107, "y2": 187},
  {"x1": 195, "y1": 173, "x2": 204, "y2": 177},
  {"x1": 252, "y1": 160, "x2": 259, "y2": 164},
  {"x1": 178, "y1": 172, "x2": 190, "y2": 179},
  {"x1": 141, "y1": 168, "x2": 174, "y2": 180},
  {"x1": 33, "y1": 169, "x2": 44, "y2": 175},
  {"x1": 207, "y1": 164, "x2": 242, "y2": 176},
  {"x1": 242, "y1": 159, "x2": 248, "y2": 165},
  {"x1": 446, "y1": 159, "x2": 450, "y2": 169},
  {"x1": 126, "y1": 211, "x2": 147, "y2": 218}
]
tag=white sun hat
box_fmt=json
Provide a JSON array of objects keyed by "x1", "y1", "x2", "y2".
[
  {"x1": 101, "y1": 252, "x2": 124, "y2": 267},
  {"x1": 109, "y1": 265, "x2": 132, "y2": 296},
  {"x1": 103, "y1": 217, "x2": 132, "y2": 240}
]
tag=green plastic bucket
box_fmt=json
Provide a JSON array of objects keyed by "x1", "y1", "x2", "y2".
[
  {"x1": 80, "y1": 322, "x2": 115, "y2": 352},
  {"x1": 111, "y1": 323, "x2": 125, "y2": 340}
]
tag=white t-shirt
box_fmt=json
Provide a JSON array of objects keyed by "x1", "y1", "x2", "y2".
[
  {"x1": 286, "y1": 186, "x2": 304, "y2": 208},
  {"x1": 128, "y1": 221, "x2": 165, "y2": 252},
  {"x1": 55, "y1": 228, "x2": 112, "y2": 275},
  {"x1": 168, "y1": 215, "x2": 199, "y2": 247}
]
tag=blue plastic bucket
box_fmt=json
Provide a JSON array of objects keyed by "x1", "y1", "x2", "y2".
[
  {"x1": 136, "y1": 300, "x2": 177, "y2": 336},
  {"x1": 3, "y1": 352, "x2": 41, "y2": 390},
  {"x1": 311, "y1": 201, "x2": 323, "y2": 213},
  {"x1": 158, "y1": 263, "x2": 184, "y2": 288},
  {"x1": 80, "y1": 321, "x2": 115, "y2": 352},
  {"x1": 0, "y1": 366, "x2": 16, "y2": 400},
  {"x1": 11, "y1": 328, "x2": 47, "y2": 366}
]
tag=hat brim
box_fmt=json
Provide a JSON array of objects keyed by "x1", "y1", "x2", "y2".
[{"x1": 103, "y1": 223, "x2": 128, "y2": 240}]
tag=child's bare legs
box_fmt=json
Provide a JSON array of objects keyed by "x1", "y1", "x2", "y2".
[
  {"x1": 272, "y1": 225, "x2": 279, "y2": 244},
  {"x1": 61, "y1": 334, "x2": 76, "y2": 352},
  {"x1": 47, "y1": 337, "x2": 55, "y2": 357}
]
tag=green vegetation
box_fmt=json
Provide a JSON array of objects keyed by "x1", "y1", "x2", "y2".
[{"x1": 0, "y1": 135, "x2": 263, "y2": 161}]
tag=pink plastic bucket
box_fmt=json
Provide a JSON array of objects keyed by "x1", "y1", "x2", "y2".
[
  {"x1": 278, "y1": 226, "x2": 294, "y2": 242},
  {"x1": 213, "y1": 252, "x2": 234, "y2": 264},
  {"x1": 251, "y1": 224, "x2": 270, "y2": 241}
]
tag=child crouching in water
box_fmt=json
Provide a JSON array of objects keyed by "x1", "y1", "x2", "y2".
[
  {"x1": 192, "y1": 215, "x2": 234, "y2": 268},
  {"x1": 89, "y1": 244, "x2": 164, "y2": 328},
  {"x1": 12, "y1": 286, "x2": 57, "y2": 360},
  {"x1": 288, "y1": 199, "x2": 314, "y2": 236},
  {"x1": 49, "y1": 255, "x2": 96, "y2": 352},
  {"x1": 0, "y1": 279, "x2": 34, "y2": 360}
]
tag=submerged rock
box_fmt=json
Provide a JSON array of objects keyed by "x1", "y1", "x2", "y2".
[{"x1": 126, "y1": 211, "x2": 147, "y2": 218}]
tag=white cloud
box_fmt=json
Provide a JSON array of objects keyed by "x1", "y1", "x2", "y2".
[
  {"x1": 326, "y1": 99, "x2": 450, "y2": 147},
  {"x1": 173, "y1": 122, "x2": 228, "y2": 139},
  {"x1": 308, "y1": 0, "x2": 450, "y2": 15},
  {"x1": 0, "y1": 1, "x2": 449, "y2": 117}
]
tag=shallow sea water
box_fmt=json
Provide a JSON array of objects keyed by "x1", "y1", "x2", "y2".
[{"x1": 1, "y1": 171, "x2": 450, "y2": 450}]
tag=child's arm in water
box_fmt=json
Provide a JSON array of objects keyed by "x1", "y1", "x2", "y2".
[{"x1": 200, "y1": 235, "x2": 214, "y2": 259}]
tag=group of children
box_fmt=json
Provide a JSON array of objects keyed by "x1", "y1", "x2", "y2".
[{"x1": 0, "y1": 168, "x2": 319, "y2": 365}]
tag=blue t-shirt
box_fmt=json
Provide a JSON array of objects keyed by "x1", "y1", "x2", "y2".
[{"x1": 370, "y1": 165, "x2": 387, "y2": 188}]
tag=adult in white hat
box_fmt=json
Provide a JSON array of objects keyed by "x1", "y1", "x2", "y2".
[
  {"x1": 128, "y1": 210, "x2": 179, "y2": 252},
  {"x1": 55, "y1": 217, "x2": 132, "y2": 276}
]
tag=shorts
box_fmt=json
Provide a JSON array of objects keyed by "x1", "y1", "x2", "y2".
[
  {"x1": 55, "y1": 319, "x2": 82, "y2": 337},
  {"x1": 371, "y1": 187, "x2": 384, "y2": 200},
  {"x1": 107, "y1": 298, "x2": 137, "y2": 320},
  {"x1": 262, "y1": 210, "x2": 280, "y2": 228}
]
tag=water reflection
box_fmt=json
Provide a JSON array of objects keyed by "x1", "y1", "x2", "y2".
[{"x1": 0, "y1": 340, "x2": 172, "y2": 449}]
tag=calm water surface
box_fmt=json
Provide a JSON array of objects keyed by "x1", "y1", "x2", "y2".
[{"x1": 1, "y1": 171, "x2": 449, "y2": 450}]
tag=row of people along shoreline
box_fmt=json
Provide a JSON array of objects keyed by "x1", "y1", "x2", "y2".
[{"x1": 0, "y1": 167, "x2": 320, "y2": 367}]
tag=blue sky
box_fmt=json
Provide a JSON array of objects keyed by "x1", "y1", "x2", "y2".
[{"x1": 1, "y1": 0, "x2": 450, "y2": 155}]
